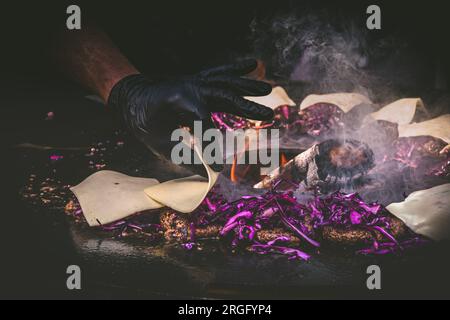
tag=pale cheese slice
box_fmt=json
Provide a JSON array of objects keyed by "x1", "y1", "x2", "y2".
[
  {"x1": 244, "y1": 86, "x2": 296, "y2": 110},
  {"x1": 365, "y1": 98, "x2": 426, "y2": 125},
  {"x1": 70, "y1": 170, "x2": 162, "y2": 226},
  {"x1": 299, "y1": 93, "x2": 372, "y2": 113},
  {"x1": 144, "y1": 142, "x2": 219, "y2": 213},
  {"x1": 71, "y1": 133, "x2": 219, "y2": 226},
  {"x1": 398, "y1": 114, "x2": 450, "y2": 144},
  {"x1": 387, "y1": 183, "x2": 450, "y2": 241}
]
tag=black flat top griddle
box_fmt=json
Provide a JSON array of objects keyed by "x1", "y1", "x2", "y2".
[{"x1": 3, "y1": 78, "x2": 450, "y2": 299}]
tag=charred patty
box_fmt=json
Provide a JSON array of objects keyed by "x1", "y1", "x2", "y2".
[{"x1": 321, "y1": 215, "x2": 407, "y2": 245}]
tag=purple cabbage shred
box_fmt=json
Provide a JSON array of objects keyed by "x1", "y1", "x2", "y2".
[{"x1": 82, "y1": 182, "x2": 425, "y2": 261}]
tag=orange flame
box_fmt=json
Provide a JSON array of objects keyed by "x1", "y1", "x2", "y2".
[
  {"x1": 280, "y1": 152, "x2": 288, "y2": 167},
  {"x1": 230, "y1": 155, "x2": 238, "y2": 183}
]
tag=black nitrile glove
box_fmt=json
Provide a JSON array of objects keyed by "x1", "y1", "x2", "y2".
[{"x1": 108, "y1": 59, "x2": 274, "y2": 163}]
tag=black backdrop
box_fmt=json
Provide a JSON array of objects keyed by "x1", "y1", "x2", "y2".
[{"x1": 1, "y1": 0, "x2": 450, "y2": 79}]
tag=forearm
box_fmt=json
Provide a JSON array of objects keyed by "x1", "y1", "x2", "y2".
[{"x1": 56, "y1": 26, "x2": 139, "y2": 102}]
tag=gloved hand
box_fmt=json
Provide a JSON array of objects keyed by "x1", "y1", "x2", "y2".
[{"x1": 108, "y1": 59, "x2": 274, "y2": 161}]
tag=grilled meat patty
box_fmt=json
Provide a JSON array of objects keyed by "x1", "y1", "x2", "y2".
[
  {"x1": 255, "y1": 228, "x2": 300, "y2": 244},
  {"x1": 160, "y1": 210, "x2": 410, "y2": 248},
  {"x1": 321, "y1": 215, "x2": 407, "y2": 245},
  {"x1": 160, "y1": 211, "x2": 221, "y2": 242}
]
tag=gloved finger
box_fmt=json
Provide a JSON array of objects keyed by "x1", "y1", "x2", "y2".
[
  {"x1": 202, "y1": 75, "x2": 272, "y2": 96},
  {"x1": 201, "y1": 88, "x2": 274, "y2": 121},
  {"x1": 199, "y1": 59, "x2": 258, "y2": 78},
  {"x1": 170, "y1": 91, "x2": 210, "y2": 126}
]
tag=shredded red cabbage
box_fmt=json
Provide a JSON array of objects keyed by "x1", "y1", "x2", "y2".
[
  {"x1": 68, "y1": 179, "x2": 425, "y2": 260},
  {"x1": 429, "y1": 156, "x2": 450, "y2": 177},
  {"x1": 211, "y1": 103, "x2": 345, "y2": 138},
  {"x1": 182, "y1": 182, "x2": 423, "y2": 260},
  {"x1": 211, "y1": 112, "x2": 251, "y2": 130},
  {"x1": 387, "y1": 136, "x2": 449, "y2": 176},
  {"x1": 296, "y1": 103, "x2": 344, "y2": 136}
]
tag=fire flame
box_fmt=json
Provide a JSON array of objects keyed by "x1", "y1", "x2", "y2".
[
  {"x1": 230, "y1": 155, "x2": 238, "y2": 183},
  {"x1": 280, "y1": 152, "x2": 288, "y2": 167}
]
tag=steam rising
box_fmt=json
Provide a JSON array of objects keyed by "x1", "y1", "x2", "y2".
[
  {"x1": 246, "y1": 12, "x2": 450, "y2": 205},
  {"x1": 249, "y1": 12, "x2": 442, "y2": 105}
]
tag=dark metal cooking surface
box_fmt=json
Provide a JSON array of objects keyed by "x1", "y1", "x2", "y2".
[{"x1": 6, "y1": 82, "x2": 450, "y2": 299}]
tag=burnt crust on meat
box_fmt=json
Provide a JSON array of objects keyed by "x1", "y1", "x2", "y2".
[
  {"x1": 160, "y1": 211, "x2": 221, "y2": 241},
  {"x1": 161, "y1": 209, "x2": 409, "y2": 248},
  {"x1": 255, "y1": 228, "x2": 300, "y2": 244},
  {"x1": 194, "y1": 225, "x2": 221, "y2": 239},
  {"x1": 160, "y1": 211, "x2": 190, "y2": 242},
  {"x1": 321, "y1": 215, "x2": 407, "y2": 245},
  {"x1": 161, "y1": 211, "x2": 303, "y2": 244},
  {"x1": 317, "y1": 139, "x2": 375, "y2": 179}
]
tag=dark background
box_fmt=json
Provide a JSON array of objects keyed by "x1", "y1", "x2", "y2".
[
  {"x1": 2, "y1": 0, "x2": 450, "y2": 78},
  {"x1": 1, "y1": 0, "x2": 450, "y2": 299}
]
